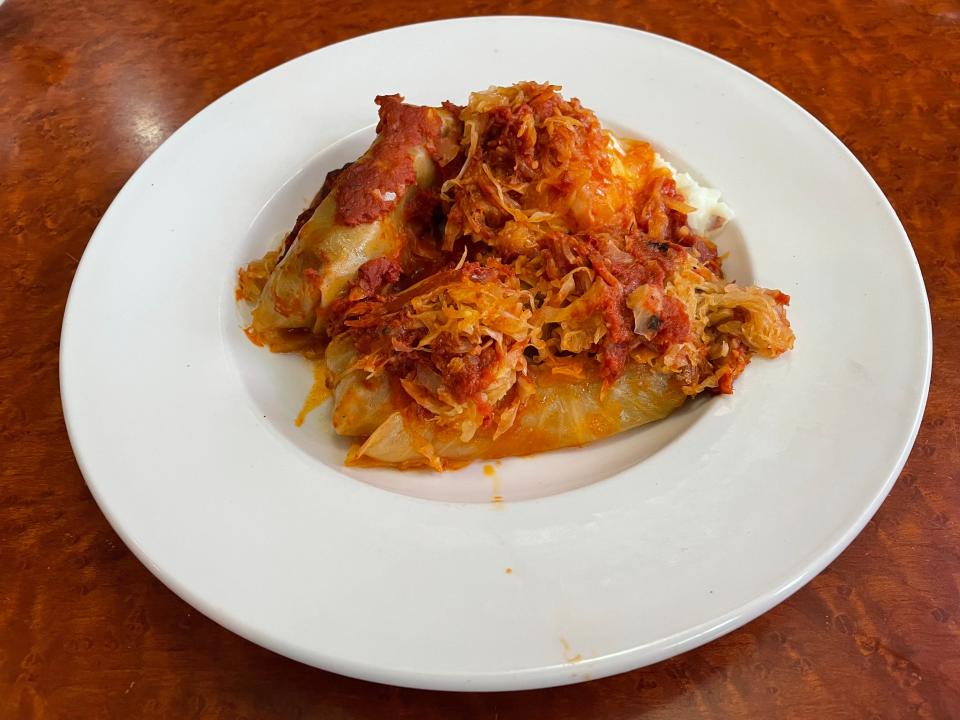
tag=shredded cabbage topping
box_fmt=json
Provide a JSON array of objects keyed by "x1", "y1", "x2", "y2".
[{"x1": 240, "y1": 82, "x2": 795, "y2": 456}]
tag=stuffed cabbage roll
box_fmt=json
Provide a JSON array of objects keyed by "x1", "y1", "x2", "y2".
[
  {"x1": 237, "y1": 82, "x2": 795, "y2": 471},
  {"x1": 340, "y1": 363, "x2": 686, "y2": 470},
  {"x1": 323, "y1": 251, "x2": 791, "y2": 470},
  {"x1": 240, "y1": 95, "x2": 460, "y2": 344}
]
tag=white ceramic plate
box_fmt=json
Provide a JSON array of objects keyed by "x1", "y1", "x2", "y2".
[{"x1": 60, "y1": 17, "x2": 931, "y2": 691}]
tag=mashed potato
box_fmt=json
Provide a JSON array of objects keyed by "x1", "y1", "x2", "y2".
[{"x1": 653, "y1": 154, "x2": 735, "y2": 236}]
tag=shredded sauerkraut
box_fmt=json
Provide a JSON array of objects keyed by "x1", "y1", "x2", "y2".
[{"x1": 239, "y1": 82, "x2": 795, "y2": 469}]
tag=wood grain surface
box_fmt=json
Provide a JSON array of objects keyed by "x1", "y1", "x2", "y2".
[{"x1": 2, "y1": 0, "x2": 959, "y2": 717}]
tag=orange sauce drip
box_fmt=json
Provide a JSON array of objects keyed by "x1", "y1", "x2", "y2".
[{"x1": 294, "y1": 361, "x2": 331, "y2": 427}]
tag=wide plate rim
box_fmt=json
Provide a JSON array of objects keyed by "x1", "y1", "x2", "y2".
[{"x1": 60, "y1": 16, "x2": 932, "y2": 691}]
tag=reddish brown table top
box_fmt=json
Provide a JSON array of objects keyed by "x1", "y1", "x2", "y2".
[{"x1": 2, "y1": 0, "x2": 959, "y2": 717}]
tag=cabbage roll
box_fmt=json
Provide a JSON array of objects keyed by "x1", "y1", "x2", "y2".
[
  {"x1": 237, "y1": 82, "x2": 794, "y2": 472},
  {"x1": 342, "y1": 363, "x2": 686, "y2": 470},
  {"x1": 246, "y1": 96, "x2": 460, "y2": 340}
]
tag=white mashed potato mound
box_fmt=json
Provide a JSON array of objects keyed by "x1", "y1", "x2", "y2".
[{"x1": 653, "y1": 154, "x2": 735, "y2": 236}]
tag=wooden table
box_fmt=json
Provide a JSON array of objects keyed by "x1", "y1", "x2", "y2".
[{"x1": 2, "y1": 0, "x2": 958, "y2": 716}]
